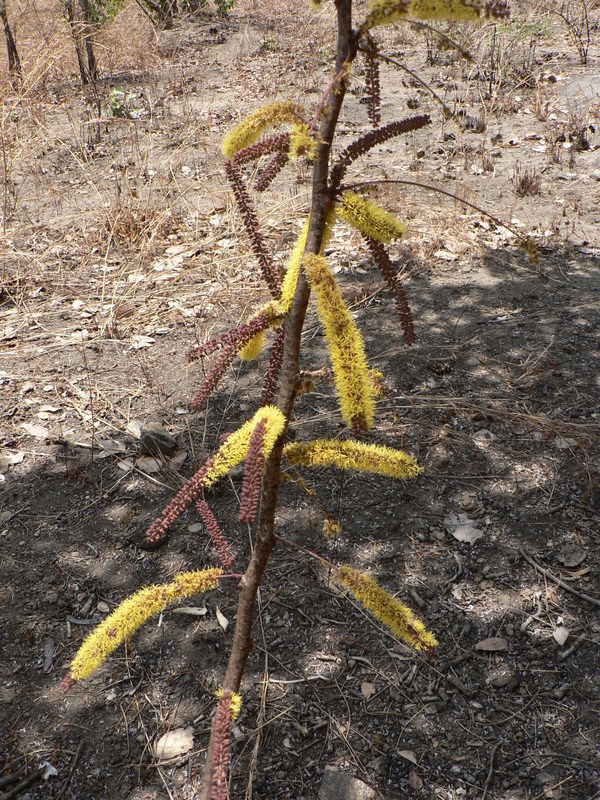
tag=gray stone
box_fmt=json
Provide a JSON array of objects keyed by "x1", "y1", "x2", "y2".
[
  {"x1": 319, "y1": 766, "x2": 376, "y2": 800},
  {"x1": 139, "y1": 422, "x2": 177, "y2": 456}
]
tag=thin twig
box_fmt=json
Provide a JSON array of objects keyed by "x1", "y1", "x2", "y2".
[
  {"x1": 481, "y1": 741, "x2": 500, "y2": 800},
  {"x1": 519, "y1": 548, "x2": 600, "y2": 609},
  {"x1": 0, "y1": 767, "x2": 46, "y2": 800},
  {"x1": 339, "y1": 179, "x2": 529, "y2": 245},
  {"x1": 56, "y1": 740, "x2": 85, "y2": 800}
]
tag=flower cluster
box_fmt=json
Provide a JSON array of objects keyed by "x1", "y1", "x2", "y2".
[
  {"x1": 146, "y1": 407, "x2": 286, "y2": 544},
  {"x1": 289, "y1": 123, "x2": 317, "y2": 160},
  {"x1": 233, "y1": 131, "x2": 291, "y2": 168},
  {"x1": 225, "y1": 160, "x2": 281, "y2": 298},
  {"x1": 303, "y1": 253, "x2": 375, "y2": 432},
  {"x1": 189, "y1": 309, "x2": 278, "y2": 409},
  {"x1": 146, "y1": 461, "x2": 210, "y2": 543},
  {"x1": 211, "y1": 690, "x2": 242, "y2": 800},
  {"x1": 204, "y1": 406, "x2": 286, "y2": 487},
  {"x1": 365, "y1": 237, "x2": 414, "y2": 344},
  {"x1": 335, "y1": 566, "x2": 437, "y2": 651},
  {"x1": 330, "y1": 116, "x2": 430, "y2": 189},
  {"x1": 323, "y1": 518, "x2": 342, "y2": 537},
  {"x1": 196, "y1": 499, "x2": 234, "y2": 569},
  {"x1": 283, "y1": 438, "x2": 421, "y2": 480},
  {"x1": 222, "y1": 101, "x2": 306, "y2": 158},
  {"x1": 239, "y1": 418, "x2": 267, "y2": 524},
  {"x1": 364, "y1": 0, "x2": 509, "y2": 28},
  {"x1": 69, "y1": 569, "x2": 223, "y2": 681},
  {"x1": 260, "y1": 324, "x2": 285, "y2": 405},
  {"x1": 238, "y1": 329, "x2": 265, "y2": 361},
  {"x1": 337, "y1": 191, "x2": 406, "y2": 244},
  {"x1": 254, "y1": 147, "x2": 290, "y2": 192},
  {"x1": 364, "y1": 46, "x2": 381, "y2": 128}
]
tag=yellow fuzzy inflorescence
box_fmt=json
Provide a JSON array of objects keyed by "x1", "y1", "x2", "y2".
[
  {"x1": 70, "y1": 569, "x2": 223, "y2": 681},
  {"x1": 222, "y1": 102, "x2": 306, "y2": 158},
  {"x1": 337, "y1": 192, "x2": 407, "y2": 244},
  {"x1": 204, "y1": 406, "x2": 286, "y2": 486},
  {"x1": 289, "y1": 124, "x2": 317, "y2": 160},
  {"x1": 303, "y1": 253, "x2": 375, "y2": 431},
  {"x1": 216, "y1": 688, "x2": 243, "y2": 719},
  {"x1": 283, "y1": 438, "x2": 421, "y2": 480},
  {"x1": 335, "y1": 566, "x2": 438, "y2": 651},
  {"x1": 238, "y1": 330, "x2": 266, "y2": 361},
  {"x1": 365, "y1": 0, "x2": 491, "y2": 27}
]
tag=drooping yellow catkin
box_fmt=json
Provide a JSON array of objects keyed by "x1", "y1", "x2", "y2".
[
  {"x1": 337, "y1": 192, "x2": 407, "y2": 244},
  {"x1": 283, "y1": 439, "x2": 421, "y2": 480},
  {"x1": 216, "y1": 688, "x2": 243, "y2": 720},
  {"x1": 222, "y1": 102, "x2": 306, "y2": 158},
  {"x1": 204, "y1": 405, "x2": 286, "y2": 486},
  {"x1": 278, "y1": 218, "x2": 310, "y2": 315},
  {"x1": 70, "y1": 569, "x2": 223, "y2": 680},
  {"x1": 238, "y1": 330, "x2": 265, "y2": 361},
  {"x1": 365, "y1": 0, "x2": 501, "y2": 27},
  {"x1": 335, "y1": 566, "x2": 437, "y2": 651},
  {"x1": 303, "y1": 253, "x2": 375, "y2": 431}
]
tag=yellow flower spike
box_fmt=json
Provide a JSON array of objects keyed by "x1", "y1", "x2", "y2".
[
  {"x1": 365, "y1": 0, "x2": 507, "y2": 27},
  {"x1": 283, "y1": 439, "x2": 422, "y2": 480},
  {"x1": 238, "y1": 330, "x2": 265, "y2": 361},
  {"x1": 204, "y1": 405, "x2": 286, "y2": 487},
  {"x1": 276, "y1": 218, "x2": 310, "y2": 316},
  {"x1": 70, "y1": 568, "x2": 223, "y2": 681},
  {"x1": 222, "y1": 101, "x2": 306, "y2": 158},
  {"x1": 216, "y1": 688, "x2": 243, "y2": 720},
  {"x1": 337, "y1": 191, "x2": 407, "y2": 244},
  {"x1": 289, "y1": 123, "x2": 317, "y2": 160},
  {"x1": 303, "y1": 253, "x2": 375, "y2": 431},
  {"x1": 335, "y1": 566, "x2": 437, "y2": 651}
]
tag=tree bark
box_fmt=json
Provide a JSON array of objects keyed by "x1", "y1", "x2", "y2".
[
  {"x1": 62, "y1": 0, "x2": 97, "y2": 86},
  {"x1": 0, "y1": 0, "x2": 21, "y2": 84},
  {"x1": 197, "y1": 2, "x2": 356, "y2": 798}
]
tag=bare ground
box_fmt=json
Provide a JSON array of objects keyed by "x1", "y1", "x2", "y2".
[{"x1": 1, "y1": 2, "x2": 600, "y2": 799}]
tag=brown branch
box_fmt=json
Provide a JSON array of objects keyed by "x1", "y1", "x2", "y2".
[{"x1": 197, "y1": 3, "x2": 356, "y2": 797}]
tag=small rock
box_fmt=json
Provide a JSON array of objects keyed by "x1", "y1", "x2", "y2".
[
  {"x1": 557, "y1": 544, "x2": 586, "y2": 568},
  {"x1": 140, "y1": 422, "x2": 177, "y2": 456},
  {"x1": 44, "y1": 591, "x2": 59, "y2": 605},
  {"x1": 319, "y1": 766, "x2": 376, "y2": 800}
]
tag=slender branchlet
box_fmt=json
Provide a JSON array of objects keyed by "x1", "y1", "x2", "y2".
[
  {"x1": 67, "y1": 569, "x2": 223, "y2": 682},
  {"x1": 283, "y1": 438, "x2": 422, "y2": 480},
  {"x1": 363, "y1": 42, "x2": 381, "y2": 128},
  {"x1": 330, "y1": 115, "x2": 431, "y2": 189},
  {"x1": 224, "y1": 160, "x2": 281, "y2": 298},
  {"x1": 303, "y1": 253, "x2": 375, "y2": 433},
  {"x1": 335, "y1": 566, "x2": 437, "y2": 651},
  {"x1": 196, "y1": 499, "x2": 234, "y2": 569},
  {"x1": 364, "y1": 236, "x2": 415, "y2": 344},
  {"x1": 239, "y1": 419, "x2": 267, "y2": 524}
]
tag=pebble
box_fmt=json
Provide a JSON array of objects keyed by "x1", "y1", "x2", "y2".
[{"x1": 140, "y1": 422, "x2": 177, "y2": 456}]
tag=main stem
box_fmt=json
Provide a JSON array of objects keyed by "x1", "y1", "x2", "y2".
[{"x1": 198, "y1": 3, "x2": 355, "y2": 797}]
